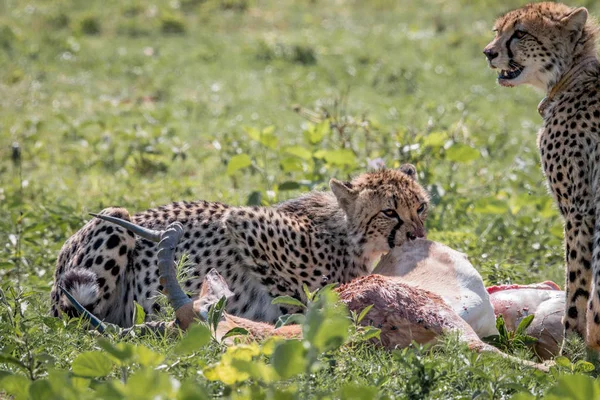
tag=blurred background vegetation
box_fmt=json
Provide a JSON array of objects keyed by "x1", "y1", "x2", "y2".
[
  {"x1": 5, "y1": 0, "x2": 600, "y2": 289},
  {"x1": 2, "y1": 0, "x2": 600, "y2": 397}
]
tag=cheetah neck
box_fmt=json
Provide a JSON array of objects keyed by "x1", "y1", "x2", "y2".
[
  {"x1": 538, "y1": 56, "x2": 599, "y2": 116},
  {"x1": 277, "y1": 192, "x2": 372, "y2": 280}
]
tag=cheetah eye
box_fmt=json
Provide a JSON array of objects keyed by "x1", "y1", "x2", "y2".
[
  {"x1": 381, "y1": 209, "x2": 398, "y2": 218},
  {"x1": 513, "y1": 30, "x2": 526, "y2": 39},
  {"x1": 417, "y1": 203, "x2": 427, "y2": 214}
]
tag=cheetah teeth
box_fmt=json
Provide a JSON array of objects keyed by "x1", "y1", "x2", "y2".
[{"x1": 498, "y1": 68, "x2": 523, "y2": 80}]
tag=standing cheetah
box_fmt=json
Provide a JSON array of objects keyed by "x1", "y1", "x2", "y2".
[
  {"x1": 484, "y1": 2, "x2": 600, "y2": 347},
  {"x1": 51, "y1": 165, "x2": 430, "y2": 327}
]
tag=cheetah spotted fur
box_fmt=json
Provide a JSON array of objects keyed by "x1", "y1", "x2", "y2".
[
  {"x1": 50, "y1": 166, "x2": 429, "y2": 327},
  {"x1": 484, "y1": 2, "x2": 600, "y2": 348}
]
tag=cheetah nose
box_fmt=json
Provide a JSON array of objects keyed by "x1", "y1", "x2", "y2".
[
  {"x1": 483, "y1": 48, "x2": 498, "y2": 61},
  {"x1": 407, "y1": 226, "x2": 426, "y2": 241}
]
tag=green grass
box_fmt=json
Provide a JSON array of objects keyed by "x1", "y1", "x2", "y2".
[{"x1": 2, "y1": 0, "x2": 600, "y2": 398}]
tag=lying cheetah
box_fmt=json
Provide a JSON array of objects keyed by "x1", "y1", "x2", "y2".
[
  {"x1": 50, "y1": 165, "x2": 429, "y2": 327},
  {"x1": 484, "y1": 2, "x2": 600, "y2": 347}
]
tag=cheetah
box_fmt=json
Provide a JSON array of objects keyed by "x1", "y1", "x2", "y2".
[
  {"x1": 50, "y1": 165, "x2": 430, "y2": 327},
  {"x1": 483, "y1": 2, "x2": 600, "y2": 348}
]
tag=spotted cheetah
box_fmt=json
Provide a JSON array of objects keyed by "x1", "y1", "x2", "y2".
[
  {"x1": 50, "y1": 165, "x2": 430, "y2": 327},
  {"x1": 484, "y1": 2, "x2": 600, "y2": 348}
]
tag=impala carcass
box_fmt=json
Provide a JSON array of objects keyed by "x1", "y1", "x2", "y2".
[
  {"x1": 375, "y1": 240, "x2": 564, "y2": 359},
  {"x1": 487, "y1": 282, "x2": 564, "y2": 359},
  {"x1": 65, "y1": 216, "x2": 549, "y2": 371},
  {"x1": 374, "y1": 240, "x2": 498, "y2": 338}
]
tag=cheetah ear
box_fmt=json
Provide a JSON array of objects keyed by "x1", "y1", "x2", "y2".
[
  {"x1": 398, "y1": 163, "x2": 417, "y2": 181},
  {"x1": 561, "y1": 7, "x2": 588, "y2": 42},
  {"x1": 330, "y1": 178, "x2": 358, "y2": 213}
]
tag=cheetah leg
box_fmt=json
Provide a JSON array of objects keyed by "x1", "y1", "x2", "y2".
[
  {"x1": 562, "y1": 216, "x2": 593, "y2": 345},
  {"x1": 586, "y1": 196, "x2": 600, "y2": 350}
]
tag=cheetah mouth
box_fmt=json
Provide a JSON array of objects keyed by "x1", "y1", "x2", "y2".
[{"x1": 498, "y1": 62, "x2": 524, "y2": 81}]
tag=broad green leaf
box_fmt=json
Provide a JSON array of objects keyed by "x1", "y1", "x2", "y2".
[
  {"x1": 271, "y1": 340, "x2": 307, "y2": 379},
  {"x1": 221, "y1": 327, "x2": 250, "y2": 340},
  {"x1": 208, "y1": 296, "x2": 228, "y2": 334},
  {"x1": 0, "y1": 374, "x2": 31, "y2": 400},
  {"x1": 245, "y1": 126, "x2": 277, "y2": 149},
  {"x1": 515, "y1": 314, "x2": 535, "y2": 336},
  {"x1": 574, "y1": 360, "x2": 595, "y2": 372},
  {"x1": 246, "y1": 191, "x2": 262, "y2": 206},
  {"x1": 124, "y1": 369, "x2": 175, "y2": 400},
  {"x1": 177, "y1": 379, "x2": 211, "y2": 400},
  {"x1": 554, "y1": 356, "x2": 571, "y2": 368},
  {"x1": 445, "y1": 143, "x2": 480, "y2": 163},
  {"x1": 29, "y1": 379, "x2": 54, "y2": 400},
  {"x1": 227, "y1": 154, "x2": 252, "y2": 175},
  {"x1": 245, "y1": 127, "x2": 261, "y2": 141},
  {"x1": 547, "y1": 374, "x2": 600, "y2": 400},
  {"x1": 285, "y1": 146, "x2": 313, "y2": 160},
  {"x1": 303, "y1": 121, "x2": 329, "y2": 144},
  {"x1": 261, "y1": 337, "x2": 283, "y2": 356},
  {"x1": 174, "y1": 324, "x2": 211, "y2": 355},
  {"x1": 357, "y1": 327, "x2": 381, "y2": 342},
  {"x1": 496, "y1": 314, "x2": 507, "y2": 338},
  {"x1": 303, "y1": 289, "x2": 350, "y2": 352},
  {"x1": 302, "y1": 284, "x2": 313, "y2": 302},
  {"x1": 262, "y1": 125, "x2": 276, "y2": 135},
  {"x1": 46, "y1": 369, "x2": 89, "y2": 397},
  {"x1": 280, "y1": 157, "x2": 305, "y2": 173},
  {"x1": 97, "y1": 339, "x2": 135, "y2": 363},
  {"x1": 134, "y1": 301, "x2": 146, "y2": 325},
  {"x1": 314, "y1": 149, "x2": 357, "y2": 166},
  {"x1": 203, "y1": 345, "x2": 260, "y2": 384},
  {"x1": 421, "y1": 131, "x2": 447, "y2": 148},
  {"x1": 203, "y1": 362, "x2": 248, "y2": 385},
  {"x1": 221, "y1": 344, "x2": 261, "y2": 363},
  {"x1": 134, "y1": 345, "x2": 164, "y2": 367},
  {"x1": 275, "y1": 314, "x2": 305, "y2": 328},
  {"x1": 230, "y1": 359, "x2": 277, "y2": 383},
  {"x1": 272, "y1": 295, "x2": 306, "y2": 308},
  {"x1": 72, "y1": 351, "x2": 114, "y2": 378},
  {"x1": 357, "y1": 304, "x2": 374, "y2": 324},
  {"x1": 259, "y1": 132, "x2": 278, "y2": 149}
]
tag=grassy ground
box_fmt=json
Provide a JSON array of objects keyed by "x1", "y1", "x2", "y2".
[{"x1": 2, "y1": 0, "x2": 600, "y2": 398}]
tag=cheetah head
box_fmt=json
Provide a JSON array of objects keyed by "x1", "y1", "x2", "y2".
[
  {"x1": 330, "y1": 164, "x2": 430, "y2": 258},
  {"x1": 483, "y1": 2, "x2": 597, "y2": 90}
]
